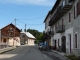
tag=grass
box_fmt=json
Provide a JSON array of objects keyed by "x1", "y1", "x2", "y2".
[{"x1": 65, "y1": 55, "x2": 80, "y2": 60}]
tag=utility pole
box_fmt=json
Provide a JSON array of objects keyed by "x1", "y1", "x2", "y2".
[
  {"x1": 25, "y1": 24, "x2": 26, "y2": 32},
  {"x1": 24, "y1": 24, "x2": 26, "y2": 44},
  {"x1": 13, "y1": 19, "x2": 16, "y2": 46}
]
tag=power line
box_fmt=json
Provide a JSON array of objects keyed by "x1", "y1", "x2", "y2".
[
  {"x1": 16, "y1": 19, "x2": 25, "y2": 24},
  {"x1": 16, "y1": 19, "x2": 44, "y2": 26},
  {"x1": 17, "y1": 16, "x2": 45, "y2": 20}
]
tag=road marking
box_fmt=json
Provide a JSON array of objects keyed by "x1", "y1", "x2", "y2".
[{"x1": 44, "y1": 55, "x2": 47, "y2": 58}]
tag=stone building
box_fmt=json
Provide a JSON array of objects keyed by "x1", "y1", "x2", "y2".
[{"x1": 44, "y1": 0, "x2": 80, "y2": 56}]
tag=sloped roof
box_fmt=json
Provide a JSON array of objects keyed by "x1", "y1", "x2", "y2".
[
  {"x1": 21, "y1": 32, "x2": 36, "y2": 39},
  {"x1": 1, "y1": 23, "x2": 21, "y2": 32}
]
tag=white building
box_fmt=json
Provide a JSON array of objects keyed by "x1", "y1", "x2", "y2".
[
  {"x1": 44, "y1": 0, "x2": 80, "y2": 56},
  {"x1": 20, "y1": 32, "x2": 36, "y2": 45}
]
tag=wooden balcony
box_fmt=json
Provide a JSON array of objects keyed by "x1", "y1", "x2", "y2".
[
  {"x1": 56, "y1": 25, "x2": 65, "y2": 33},
  {"x1": 0, "y1": 43, "x2": 8, "y2": 45},
  {"x1": 1, "y1": 34, "x2": 13, "y2": 38},
  {"x1": 49, "y1": 2, "x2": 72, "y2": 26}
]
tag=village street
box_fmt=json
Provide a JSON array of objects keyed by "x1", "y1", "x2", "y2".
[{"x1": 0, "y1": 45, "x2": 67, "y2": 60}]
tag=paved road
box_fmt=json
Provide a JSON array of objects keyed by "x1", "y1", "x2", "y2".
[{"x1": 0, "y1": 45, "x2": 67, "y2": 60}]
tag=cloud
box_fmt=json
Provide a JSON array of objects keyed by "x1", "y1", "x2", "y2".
[{"x1": 0, "y1": 0, "x2": 55, "y2": 6}]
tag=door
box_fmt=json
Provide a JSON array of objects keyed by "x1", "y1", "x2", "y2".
[
  {"x1": 69, "y1": 34, "x2": 71, "y2": 53},
  {"x1": 61, "y1": 36, "x2": 66, "y2": 53},
  {"x1": 54, "y1": 40, "x2": 57, "y2": 50}
]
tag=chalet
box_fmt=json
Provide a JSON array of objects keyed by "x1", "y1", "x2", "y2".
[{"x1": 0, "y1": 23, "x2": 21, "y2": 48}]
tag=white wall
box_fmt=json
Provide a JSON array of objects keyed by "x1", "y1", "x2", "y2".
[
  {"x1": 9, "y1": 37, "x2": 20, "y2": 46},
  {"x1": 65, "y1": 27, "x2": 73, "y2": 49},
  {"x1": 51, "y1": 33, "x2": 61, "y2": 47}
]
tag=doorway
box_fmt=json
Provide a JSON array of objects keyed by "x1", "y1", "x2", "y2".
[{"x1": 61, "y1": 36, "x2": 66, "y2": 53}]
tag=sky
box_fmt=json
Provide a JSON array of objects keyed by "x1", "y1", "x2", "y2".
[{"x1": 0, "y1": 0, "x2": 56, "y2": 32}]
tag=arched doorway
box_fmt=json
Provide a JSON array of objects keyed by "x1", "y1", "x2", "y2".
[{"x1": 61, "y1": 36, "x2": 66, "y2": 53}]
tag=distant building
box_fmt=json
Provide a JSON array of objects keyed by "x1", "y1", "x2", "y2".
[
  {"x1": 0, "y1": 23, "x2": 21, "y2": 48},
  {"x1": 20, "y1": 32, "x2": 36, "y2": 45}
]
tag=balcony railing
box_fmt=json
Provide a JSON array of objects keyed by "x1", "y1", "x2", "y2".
[
  {"x1": 49, "y1": 1, "x2": 72, "y2": 26},
  {"x1": 46, "y1": 31, "x2": 54, "y2": 36},
  {"x1": 55, "y1": 25, "x2": 65, "y2": 33},
  {"x1": 43, "y1": 31, "x2": 54, "y2": 39},
  {"x1": 1, "y1": 34, "x2": 13, "y2": 37}
]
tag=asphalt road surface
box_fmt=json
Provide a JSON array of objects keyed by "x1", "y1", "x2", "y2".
[{"x1": 0, "y1": 45, "x2": 67, "y2": 60}]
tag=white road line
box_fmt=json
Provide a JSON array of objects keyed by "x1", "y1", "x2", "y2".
[{"x1": 44, "y1": 55, "x2": 47, "y2": 58}]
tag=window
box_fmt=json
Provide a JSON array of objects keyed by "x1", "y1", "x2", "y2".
[
  {"x1": 58, "y1": 22, "x2": 59, "y2": 26},
  {"x1": 74, "y1": 1, "x2": 80, "y2": 19},
  {"x1": 58, "y1": 39, "x2": 59, "y2": 47},
  {"x1": 74, "y1": 6, "x2": 75, "y2": 19},
  {"x1": 62, "y1": 19, "x2": 64, "y2": 25},
  {"x1": 76, "y1": 0, "x2": 80, "y2": 17},
  {"x1": 63, "y1": 0, "x2": 65, "y2": 6},
  {"x1": 3, "y1": 39, "x2": 7, "y2": 43},
  {"x1": 9, "y1": 32, "x2": 13, "y2": 35},
  {"x1": 75, "y1": 34, "x2": 77, "y2": 48},
  {"x1": 69, "y1": 12, "x2": 71, "y2": 23},
  {"x1": 22, "y1": 35, "x2": 25, "y2": 38}
]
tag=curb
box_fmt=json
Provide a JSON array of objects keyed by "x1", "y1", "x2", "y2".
[{"x1": 0, "y1": 46, "x2": 16, "y2": 54}]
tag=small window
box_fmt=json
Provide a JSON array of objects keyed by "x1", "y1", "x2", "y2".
[
  {"x1": 22, "y1": 35, "x2": 25, "y2": 38},
  {"x1": 75, "y1": 34, "x2": 77, "y2": 48},
  {"x1": 58, "y1": 39, "x2": 59, "y2": 47},
  {"x1": 69, "y1": 12, "x2": 71, "y2": 23},
  {"x1": 3, "y1": 39, "x2": 7, "y2": 43}
]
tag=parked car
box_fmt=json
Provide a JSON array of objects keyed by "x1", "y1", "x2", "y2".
[{"x1": 20, "y1": 42, "x2": 24, "y2": 45}]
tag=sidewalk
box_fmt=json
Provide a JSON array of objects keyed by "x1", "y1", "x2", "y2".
[
  {"x1": 51, "y1": 50, "x2": 69, "y2": 60},
  {"x1": 0, "y1": 46, "x2": 16, "y2": 54}
]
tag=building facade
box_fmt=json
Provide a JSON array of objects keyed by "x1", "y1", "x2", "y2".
[
  {"x1": 44, "y1": 11, "x2": 54, "y2": 48},
  {"x1": 44, "y1": 0, "x2": 80, "y2": 56},
  {"x1": 0, "y1": 23, "x2": 21, "y2": 48},
  {"x1": 20, "y1": 32, "x2": 35, "y2": 45}
]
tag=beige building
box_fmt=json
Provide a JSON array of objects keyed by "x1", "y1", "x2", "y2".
[{"x1": 20, "y1": 32, "x2": 36, "y2": 45}]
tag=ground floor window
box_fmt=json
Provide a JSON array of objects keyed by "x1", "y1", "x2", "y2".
[
  {"x1": 75, "y1": 33, "x2": 77, "y2": 48},
  {"x1": 3, "y1": 38, "x2": 7, "y2": 43}
]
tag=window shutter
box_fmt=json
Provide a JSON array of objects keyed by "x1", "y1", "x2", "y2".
[
  {"x1": 77, "y1": 0, "x2": 80, "y2": 16},
  {"x1": 74, "y1": 6, "x2": 75, "y2": 19},
  {"x1": 69, "y1": 13, "x2": 71, "y2": 23}
]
